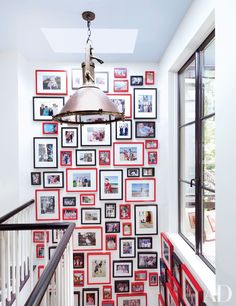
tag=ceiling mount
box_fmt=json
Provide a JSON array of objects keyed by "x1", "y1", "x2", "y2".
[{"x1": 82, "y1": 11, "x2": 95, "y2": 22}]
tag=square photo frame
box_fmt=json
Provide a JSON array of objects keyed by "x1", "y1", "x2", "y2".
[
  {"x1": 33, "y1": 137, "x2": 58, "y2": 168},
  {"x1": 76, "y1": 149, "x2": 96, "y2": 166},
  {"x1": 33, "y1": 96, "x2": 65, "y2": 121},
  {"x1": 125, "y1": 178, "x2": 156, "y2": 202},
  {"x1": 82, "y1": 288, "x2": 99, "y2": 306},
  {"x1": 87, "y1": 252, "x2": 111, "y2": 285},
  {"x1": 116, "y1": 120, "x2": 132, "y2": 140},
  {"x1": 66, "y1": 168, "x2": 98, "y2": 192},
  {"x1": 134, "y1": 88, "x2": 157, "y2": 119},
  {"x1": 134, "y1": 204, "x2": 158, "y2": 235},
  {"x1": 61, "y1": 127, "x2": 78, "y2": 148},
  {"x1": 43, "y1": 171, "x2": 64, "y2": 188},
  {"x1": 35, "y1": 70, "x2": 68, "y2": 95},
  {"x1": 35, "y1": 189, "x2": 60, "y2": 221},
  {"x1": 113, "y1": 142, "x2": 144, "y2": 166},
  {"x1": 73, "y1": 226, "x2": 103, "y2": 251},
  {"x1": 107, "y1": 94, "x2": 132, "y2": 118},
  {"x1": 99, "y1": 170, "x2": 123, "y2": 200}
]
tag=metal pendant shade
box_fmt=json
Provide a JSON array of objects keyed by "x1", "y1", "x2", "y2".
[{"x1": 53, "y1": 11, "x2": 125, "y2": 125}]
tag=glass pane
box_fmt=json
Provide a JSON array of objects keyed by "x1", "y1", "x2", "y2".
[
  {"x1": 180, "y1": 182, "x2": 196, "y2": 246},
  {"x1": 180, "y1": 124, "x2": 195, "y2": 181},
  {"x1": 202, "y1": 39, "x2": 215, "y2": 116},
  {"x1": 179, "y1": 59, "x2": 196, "y2": 125},
  {"x1": 202, "y1": 116, "x2": 215, "y2": 190},
  {"x1": 202, "y1": 189, "x2": 215, "y2": 267}
]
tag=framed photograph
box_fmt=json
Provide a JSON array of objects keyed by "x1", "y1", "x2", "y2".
[
  {"x1": 33, "y1": 96, "x2": 65, "y2": 121},
  {"x1": 61, "y1": 127, "x2": 78, "y2": 148},
  {"x1": 33, "y1": 137, "x2": 58, "y2": 168},
  {"x1": 76, "y1": 149, "x2": 96, "y2": 166},
  {"x1": 116, "y1": 120, "x2": 132, "y2": 140},
  {"x1": 31, "y1": 172, "x2": 41, "y2": 185},
  {"x1": 107, "y1": 94, "x2": 132, "y2": 118},
  {"x1": 95, "y1": 72, "x2": 109, "y2": 92},
  {"x1": 63, "y1": 196, "x2": 76, "y2": 207},
  {"x1": 159, "y1": 276, "x2": 166, "y2": 305},
  {"x1": 60, "y1": 150, "x2": 72, "y2": 166},
  {"x1": 66, "y1": 168, "x2": 98, "y2": 192},
  {"x1": 125, "y1": 178, "x2": 156, "y2": 202},
  {"x1": 182, "y1": 264, "x2": 203, "y2": 306},
  {"x1": 172, "y1": 275, "x2": 181, "y2": 302},
  {"x1": 74, "y1": 270, "x2": 84, "y2": 287},
  {"x1": 130, "y1": 75, "x2": 143, "y2": 86},
  {"x1": 74, "y1": 292, "x2": 80, "y2": 306},
  {"x1": 103, "y1": 286, "x2": 112, "y2": 300},
  {"x1": 116, "y1": 293, "x2": 147, "y2": 306},
  {"x1": 80, "y1": 194, "x2": 95, "y2": 206},
  {"x1": 43, "y1": 171, "x2": 64, "y2": 188},
  {"x1": 166, "y1": 268, "x2": 173, "y2": 286},
  {"x1": 71, "y1": 69, "x2": 82, "y2": 89},
  {"x1": 81, "y1": 208, "x2": 101, "y2": 225},
  {"x1": 172, "y1": 252, "x2": 182, "y2": 285},
  {"x1": 102, "y1": 301, "x2": 114, "y2": 306},
  {"x1": 122, "y1": 222, "x2": 132, "y2": 236},
  {"x1": 62, "y1": 208, "x2": 78, "y2": 220},
  {"x1": 113, "y1": 260, "x2": 133, "y2": 278},
  {"x1": 98, "y1": 150, "x2": 111, "y2": 166},
  {"x1": 158, "y1": 294, "x2": 165, "y2": 306},
  {"x1": 166, "y1": 282, "x2": 179, "y2": 306},
  {"x1": 105, "y1": 203, "x2": 116, "y2": 218},
  {"x1": 119, "y1": 204, "x2": 131, "y2": 220},
  {"x1": 105, "y1": 234, "x2": 117, "y2": 251},
  {"x1": 48, "y1": 246, "x2": 56, "y2": 259},
  {"x1": 134, "y1": 204, "x2": 158, "y2": 235},
  {"x1": 135, "y1": 121, "x2": 155, "y2": 138},
  {"x1": 87, "y1": 252, "x2": 111, "y2": 284},
  {"x1": 80, "y1": 123, "x2": 111, "y2": 147},
  {"x1": 119, "y1": 238, "x2": 136, "y2": 258},
  {"x1": 142, "y1": 167, "x2": 155, "y2": 177},
  {"x1": 134, "y1": 270, "x2": 147, "y2": 281},
  {"x1": 149, "y1": 272, "x2": 158, "y2": 286},
  {"x1": 137, "y1": 252, "x2": 158, "y2": 269},
  {"x1": 145, "y1": 139, "x2": 158, "y2": 149},
  {"x1": 113, "y1": 142, "x2": 144, "y2": 166},
  {"x1": 73, "y1": 252, "x2": 85, "y2": 269},
  {"x1": 105, "y1": 221, "x2": 120, "y2": 233},
  {"x1": 148, "y1": 151, "x2": 158, "y2": 164},
  {"x1": 36, "y1": 244, "x2": 45, "y2": 258},
  {"x1": 99, "y1": 170, "x2": 123, "y2": 200},
  {"x1": 160, "y1": 258, "x2": 167, "y2": 283},
  {"x1": 51, "y1": 229, "x2": 65, "y2": 244},
  {"x1": 114, "y1": 80, "x2": 129, "y2": 92},
  {"x1": 134, "y1": 88, "x2": 157, "y2": 119},
  {"x1": 82, "y1": 288, "x2": 99, "y2": 306},
  {"x1": 114, "y1": 280, "x2": 130, "y2": 293},
  {"x1": 73, "y1": 226, "x2": 103, "y2": 251},
  {"x1": 127, "y1": 168, "x2": 140, "y2": 178},
  {"x1": 35, "y1": 70, "x2": 68, "y2": 95},
  {"x1": 33, "y1": 230, "x2": 49, "y2": 243},
  {"x1": 42, "y1": 122, "x2": 58, "y2": 134},
  {"x1": 35, "y1": 189, "x2": 60, "y2": 221},
  {"x1": 114, "y1": 67, "x2": 127, "y2": 78},
  {"x1": 145, "y1": 71, "x2": 155, "y2": 85},
  {"x1": 38, "y1": 265, "x2": 44, "y2": 279},
  {"x1": 131, "y1": 282, "x2": 144, "y2": 293},
  {"x1": 137, "y1": 237, "x2": 153, "y2": 249},
  {"x1": 161, "y1": 232, "x2": 174, "y2": 272}
]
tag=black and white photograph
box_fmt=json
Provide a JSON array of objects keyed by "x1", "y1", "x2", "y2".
[
  {"x1": 73, "y1": 227, "x2": 102, "y2": 251},
  {"x1": 137, "y1": 252, "x2": 158, "y2": 269},
  {"x1": 113, "y1": 260, "x2": 133, "y2": 278},
  {"x1": 105, "y1": 221, "x2": 120, "y2": 233},
  {"x1": 35, "y1": 189, "x2": 60, "y2": 221},
  {"x1": 130, "y1": 75, "x2": 143, "y2": 86},
  {"x1": 63, "y1": 197, "x2": 76, "y2": 207},
  {"x1": 81, "y1": 208, "x2": 101, "y2": 225},
  {"x1": 105, "y1": 203, "x2": 116, "y2": 218},
  {"x1": 114, "y1": 280, "x2": 130, "y2": 293},
  {"x1": 127, "y1": 168, "x2": 140, "y2": 177}
]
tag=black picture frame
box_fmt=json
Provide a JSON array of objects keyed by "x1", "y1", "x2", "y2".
[
  {"x1": 114, "y1": 280, "x2": 130, "y2": 293},
  {"x1": 113, "y1": 260, "x2": 133, "y2": 278},
  {"x1": 172, "y1": 252, "x2": 182, "y2": 285},
  {"x1": 137, "y1": 237, "x2": 153, "y2": 249},
  {"x1": 119, "y1": 238, "x2": 136, "y2": 258},
  {"x1": 48, "y1": 246, "x2": 56, "y2": 260},
  {"x1": 33, "y1": 137, "x2": 58, "y2": 169},
  {"x1": 75, "y1": 149, "x2": 96, "y2": 166},
  {"x1": 115, "y1": 120, "x2": 132, "y2": 140},
  {"x1": 99, "y1": 169, "x2": 123, "y2": 200},
  {"x1": 134, "y1": 205, "x2": 158, "y2": 235},
  {"x1": 73, "y1": 252, "x2": 85, "y2": 269},
  {"x1": 63, "y1": 197, "x2": 76, "y2": 207},
  {"x1": 159, "y1": 276, "x2": 166, "y2": 305},
  {"x1": 134, "y1": 88, "x2": 157, "y2": 119},
  {"x1": 82, "y1": 288, "x2": 99, "y2": 306},
  {"x1": 74, "y1": 291, "x2": 81, "y2": 306},
  {"x1": 142, "y1": 167, "x2": 155, "y2": 177},
  {"x1": 127, "y1": 168, "x2": 140, "y2": 177},
  {"x1": 31, "y1": 172, "x2": 41, "y2": 185},
  {"x1": 135, "y1": 121, "x2": 156, "y2": 138},
  {"x1": 105, "y1": 203, "x2": 117, "y2": 219},
  {"x1": 137, "y1": 252, "x2": 158, "y2": 269},
  {"x1": 105, "y1": 221, "x2": 120, "y2": 233},
  {"x1": 61, "y1": 127, "x2": 78, "y2": 148},
  {"x1": 81, "y1": 208, "x2": 101, "y2": 225},
  {"x1": 130, "y1": 75, "x2": 143, "y2": 86},
  {"x1": 32, "y1": 96, "x2": 65, "y2": 121},
  {"x1": 80, "y1": 123, "x2": 112, "y2": 147},
  {"x1": 43, "y1": 171, "x2": 64, "y2": 188}
]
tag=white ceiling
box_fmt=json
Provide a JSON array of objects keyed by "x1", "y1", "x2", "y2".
[{"x1": 0, "y1": 0, "x2": 193, "y2": 63}]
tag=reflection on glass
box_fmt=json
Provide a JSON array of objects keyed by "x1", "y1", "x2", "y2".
[
  {"x1": 180, "y1": 124, "x2": 195, "y2": 181},
  {"x1": 179, "y1": 60, "x2": 196, "y2": 125},
  {"x1": 202, "y1": 190, "x2": 215, "y2": 266},
  {"x1": 202, "y1": 117, "x2": 215, "y2": 189},
  {"x1": 202, "y1": 39, "x2": 215, "y2": 116},
  {"x1": 180, "y1": 182, "x2": 195, "y2": 246}
]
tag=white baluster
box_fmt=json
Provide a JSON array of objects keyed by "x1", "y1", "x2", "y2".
[
  {"x1": 1, "y1": 232, "x2": 6, "y2": 306},
  {"x1": 15, "y1": 231, "x2": 20, "y2": 306},
  {"x1": 69, "y1": 238, "x2": 74, "y2": 306},
  {"x1": 12, "y1": 230, "x2": 16, "y2": 296},
  {"x1": 6, "y1": 231, "x2": 11, "y2": 302}
]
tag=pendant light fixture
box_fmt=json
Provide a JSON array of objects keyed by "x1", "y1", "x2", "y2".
[{"x1": 53, "y1": 11, "x2": 125, "y2": 124}]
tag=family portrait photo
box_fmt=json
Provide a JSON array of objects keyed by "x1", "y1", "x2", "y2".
[
  {"x1": 33, "y1": 97, "x2": 64, "y2": 121},
  {"x1": 116, "y1": 120, "x2": 132, "y2": 139},
  {"x1": 81, "y1": 124, "x2": 111, "y2": 146},
  {"x1": 134, "y1": 88, "x2": 157, "y2": 119}
]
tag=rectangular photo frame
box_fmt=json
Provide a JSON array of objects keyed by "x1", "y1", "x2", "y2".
[
  {"x1": 33, "y1": 137, "x2": 58, "y2": 168},
  {"x1": 134, "y1": 205, "x2": 158, "y2": 235},
  {"x1": 35, "y1": 70, "x2": 68, "y2": 95},
  {"x1": 95, "y1": 72, "x2": 109, "y2": 92},
  {"x1": 116, "y1": 293, "x2": 147, "y2": 306},
  {"x1": 76, "y1": 149, "x2": 96, "y2": 166},
  {"x1": 35, "y1": 189, "x2": 60, "y2": 221},
  {"x1": 113, "y1": 142, "x2": 144, "y2": 166},
  {"x1": 87, "y1": 252, "x2": 111, "y2": 285},
  {"x1": 73, "y1": 226, "x2": 103, "y2": 251},
  {"x1": 82, "y1": 288, "x2": 99, "y2": 306},
  {"x1": 135, "y1": 121, "x2": 156, "y2": 138},
  {"x1": 43, "y1": 171, "x2": 64, "y2": 188},
  {"x1": 66, "y1": 168, "x2": 98, "y2": 192},
  {"x1": 33, "y1": 96, "x2": 65, "y2": 121},
  {"x1": 107, "y1": 94, "x2": 132, "y2": 118},
  {"x1": 113, "y1": 260, "x2": 133, "y2": 278},
  {"x1": 81, "y1": 208, "x2": 101, "y2": 225},
  {"x1": 61, "y1": 127, "x2": 78, "y2": 148},
  {"x1": 125, "y1": 178, "x2": 156, "y2": 202},
  {"x1": 161, "y1": 232, "x2": 174, "y2": 272},
  {"x1": 99, "y1": 170, "x2": 123, "y2": 200},
  {"x1": 134, "y1": 88, "x2": 157, "y2": 119},
  {"x1": 80, "y1": 123, "x2": 111, "y2": 147},
  {"x1": 137, "y1": 252, "x2": 158, "y2": 269}
]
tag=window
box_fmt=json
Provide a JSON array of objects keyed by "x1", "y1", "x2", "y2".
[{"x1": 178, "y1": 31, "x2": 215, "y2": 271}]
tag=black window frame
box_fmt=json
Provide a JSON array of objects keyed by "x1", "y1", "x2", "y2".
[{"x1": 178, "y1": 30, "x2": 215, "y2": 273}]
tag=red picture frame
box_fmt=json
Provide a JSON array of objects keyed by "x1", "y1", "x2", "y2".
[
  {"x1": 145, "y1": 70, "x2": 155, "y2": 85},
  {"x1": 60, "y1": 150, "x2": 72, "y2": 167},
  {"x1": 35, "y1": 189, "x2": 60, "y2": 221},
  {"x1": 158, "y1": 294, "x2": 165, "y2": 306},
  {"x1": 119, "y1": 204, "x2": 131, "y2": 219},
  {"x1": 113, "y1": 142, "x2": 144, "y2": 166},
  {"x1": 42, "y1": 122, "x2": 58, "y2": 134},
  {"x1": 145, "y1": 139, "x2": 158, "y2": 149},
  {"x1": 35, "y1": 69, "x2": 68, "y2": 95},
  {"x1": 99, "y1": 150, "x2": 111, "y2": 166},
  {"x1": 73, "y1": 270, "x2": 84, "y2": 287},
  {"x1": 62, "y1": 208, "x2": 78, "y2": 220},
  {"x1": 131, "y1": 282, "x2": 145, "y2": 293},
  {"x1": 134, "y1": 270, "x2": 147, "y2": 281},
  {"x1": 66, "y1": 168, "x2": 98, "y2": 192},
  {"x1": 105, "y1": 234, "x2": 118, "y2": 251},
  {"x1": 161, "y1": 232, "x2": 174, "y2": 272},
  {"x1": 116, "y1": 293, "x2": 147, "y2": 306},
  {"x1": 172, "y1": 275, "x2": 181, "y2": 302},
  {"x1": 149, "y1": 272, "x2": 158, "y2": 286},
  {"x1": 148, "y1": 151, "x2": 158, "y2": 164},
  {"x1": 87, "y1": 252, "x2": 111, "y2": 285},
  {"x1": 80, "y1": 193, "x2": 96, "y2": 206},
  {"x1": 166, "y1": 282, "x2": 179, "y2": 306},
  {"x1": 122, "y1": 222, "x2": 132, "y2": 236},
  {"x1": 33, "y1": 230, "x2": 49, "y2": 243},
  {"x1": 102, "y1": 301, "x2": 114, "y2": 306},
  {"x1": 106, "y1": 93, "x2": 132, "y2": 118},
  {"x1": 38, "y1": 265, "x2": 44, "y2": 279},
  {"x1": 125, "y1": 178, "x2": 157, "y2": 202},
  {"x1": 36, "y1": 244, "x2": 45, "y2": 258},
  {"x1": 114, "y1": 67, "x2": 127, "y2": 78},
  {"x1": 114, "y1": 80, "x2": 129, "y2": 92},
  {"x1": 103, "y1": 285, "x2": 113, "y2": 300},
  {"x1": 181, "y1": 264, "x2": 203, "y2": 306}
]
